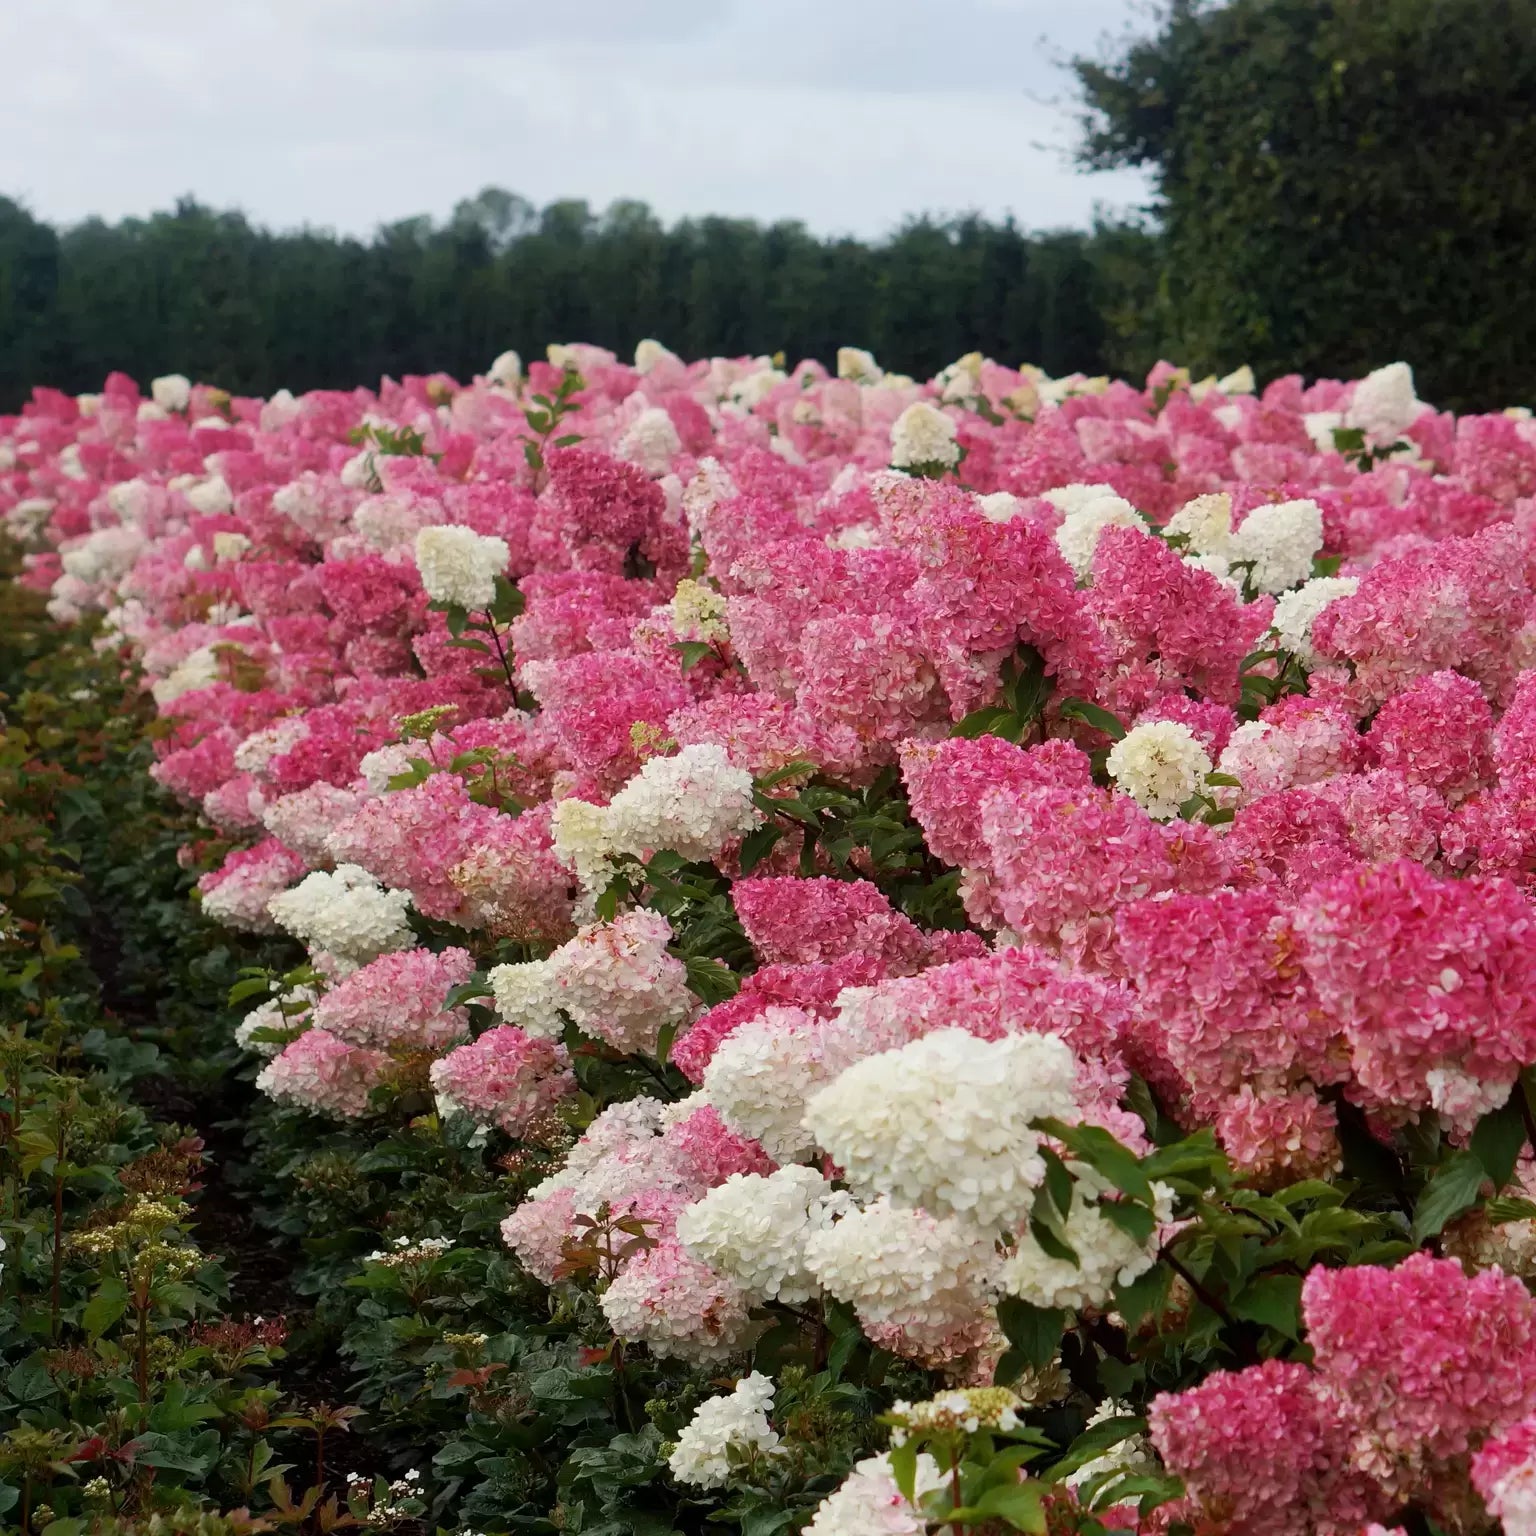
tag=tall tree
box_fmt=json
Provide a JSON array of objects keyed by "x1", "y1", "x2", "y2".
[{"x1": 1075, "y1": 0, "x2": 1536, "y2": 409}]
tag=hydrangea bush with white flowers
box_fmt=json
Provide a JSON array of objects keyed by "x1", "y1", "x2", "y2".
[{"x1": 13, "y1": 345, "x2": 1536, "y2": 1535}]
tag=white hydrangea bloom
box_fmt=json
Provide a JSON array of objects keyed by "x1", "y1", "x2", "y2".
[
  {"x1": 616, "y1": 407, "x2": 682, "y2": 476},
  {"x1": 488, "y1": 350, "x2": 522, "y2": 388},
  {"x1": 1063, "y1": 1399, "x2": 1155, "y2": 1490},
  {"x1": 488, "y1": 956, "x2": 565, "y2": 1040},
  {"x1": 803, "y1": 1453, "x2": 947, "y2": 1536},
  {"x1": 1163, "y1": 491, "x2": 1234, "y2": 558},
  {"x1": 235, "y1": 987, "x2": 317, "y2": 1059},
  {"x1": 668, "y1": 1373, "x2": 784, "y2": 1489},
  {"x1": 1039, "y1": 482, "x2": 1119, "y2": 516},
  {"x1": 703, "y1": 1007, "x2": 836, "y2": 1163},
  {"x1": 413, "y1": 525, "x2": 510, "y2": 609},
  {"x1": 976, "y1": 491, "x2": 1023, "y2": 523},
  {"x1": 837, "y1": 348, "x2": 883, "y2": 385},
  {"x1": 1272, "y1": 575, "x2": 1359, "y2": 666},
  {"x1": 550, "y1": 796, "x2": 617, "y2": 898},
  {"x1": 150, "y1": 645, "x2": 222, "y2": 707},
  {"x1": 998, "y1": 1170, "x2": 1171, "y2": 1311},
  {"x1": 1303, "y1": 410, "x2": 1345, "y2": 452},
  {"x1": 5, "y1": 497, "x2": 54, "y2": 540},
  {"x1": 357, "y1": 743, "x2": 419, "y2": 796},
  {"x1": 635, "y1": 338, "x2": 678, "y2": 374},
  {"x1": 541, "y1": 909, "x2": 696, "y2": 1056},
  {"x1": 233, "y1": 715, "x2": 308, "y2": 780},
  {"x1": 670, "y1": 579, "x2": 730, "y2": 643},
  {"x1": 1230, "y1": 499, "x2": 1324, "y2": 593},
  {"x1": 604, "y1": 744, "x2": 760, "y2": 865},
  {"x1": 803, "y1": 1198, "x2": 999, "y2": 1360},
  {"x1": 60, "y1": 526, "x2": 145, "y2": 586},
  {"x1": 1346, "y1": 361, "x2": 1424, "y2": 443},
  {"x1": 340, "y1": 449, "x2": 377, "y2": 489},
  {"x1": 186, "y1": 476, "x2": 234, "y2": 516},
  {"x1": 729, "y1": 368, "x2": 787, "y2": 412},
  {"x1": 151, "y1": 374, "x2": 192, "y2": 413},
  {"x1": 803, "y1": 1030, "x2": 1079, "y2": 1230},
  {"x1": 1427, "y1": 1066, "x2": 1515, "y2": 1138},
  {"x1": 889, "y1": 401, "x2": 960, "y2": 471},
  {"x1": 267, "y1": 865, "x2": 414, "y2": 963},
  {"x1": 677, "y1": 1165, "x2": 847, "y2": 1304},
  {"x1": 1106, "y1": 721, "x2": 1213, "y2": 821},
  {"x1": 211, "y1": 530, "x2": 251, "y2": 562},
  {"x1": 1052, "y1": 492, "x2": 1148, "y2": 580}
]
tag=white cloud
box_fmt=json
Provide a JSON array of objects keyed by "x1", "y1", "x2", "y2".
[{"x1": 0, "y1": 0, "x2": 1153, "y2": 238}]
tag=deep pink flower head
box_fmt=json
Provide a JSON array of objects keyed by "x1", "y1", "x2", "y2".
[
  {"x1": 900, "y1": 736, "x2": 1092, "y2": 870},
  {"x1": 1305, "y1": 1253, "x2": 1536, "y2": 1498},
  {"x1": 1364, "y1": 669, "x2": 1493, "y2": 802},
  {"x1": 1090, "y1": 524, "x2": 1271, "y2": 705},
  {"x1": 1149, "y1": 1359, "x2": 1386, "y2": 1536},
  {"x1": 1118, "y1": 888, "x2": 1342, "y2": 1112},
  {"x1": 731, "y1": 876, "x2": 936, "y2": 972},
  {"x1": 1297, "y1": 860, "x2": 1536, "y2": 1124}
]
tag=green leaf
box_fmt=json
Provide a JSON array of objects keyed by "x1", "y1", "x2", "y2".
[
  {"x1": 1411, "y1": 1148, "x2": 1488, "y2": 1244},
  {"x1": 1097, "y1": 1197, "x2": 1156, "y2": 1245},
  {"x1": 951, "y1": 704, "x2": 1015, "y2": 740},
  {"x1": 554, "y1": 433, "x2": 584, "y2": 447},
  {"x1": 996, "y1": 1298, "x2": 1067, "y2": 1371},
  {"x1": 82, "y1": 1277, "x2": 129, "y2": 1339},
  {"x1": 1035, "y1": 1118, "x2": 1152, "y2": 1202},
  {"x1": 1472, "y1": 1086, "x2": 1529, "y2": 1191},
  {"x1": 227, "y1": 975, "x2": 273, "y2": 1006},
  {"x1": 1041, "y1": 1146, "x2": 1074, "y2": 1220},
  {"x1": 1113, "y1": 1262, "x2": 1170, "y2": 1330},
  {"x1": 1057, "y1": 696, "x2": 1126, "y2": 741},
  {"x1": 889, "y1": 1439, "x2": 919, "y2": 1504},
  {"x1": 737, "y1": 824, "x2": 784, "y2": 875},
  {"x1": 1231, "y1": 1272, "x2": 1302, "y2": 1339},
  {"x1": 973, "y1": 1482, "x2": 1045, "y2": 1533},
  {"x1": 673, "y1": 640, "x2": 716, "y2": 672},
  {"x1": 1049, "y1": 1415, "x2": 1148, "y2": 1482}
]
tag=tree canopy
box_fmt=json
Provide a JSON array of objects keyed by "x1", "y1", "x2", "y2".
[{"x1": 1075, "y1": 0, "x2": 1536, "y2": 410}]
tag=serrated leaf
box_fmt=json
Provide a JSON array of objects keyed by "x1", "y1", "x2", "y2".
[
  {"x1": 1411, "y1": 1148, "x2": 1488, "y2": 1244},
  {"x1": 1471, "y1": 1087, "x2": 1528, "y2": 1191},
  {"x1": 1058, "y1": 696, "x2": 1126, "y2": 740},
  {"x1": 973, "y1": 1482, "x2": 1045, "y2": 1533},
  {"x1": 1231, "y1": 1272, "x2": 1302, "y2": 1339},
  {"x1": 951, "y1": 704, "x2": 1014, "y2": 740},
  {"x1": 995, "y1": 1297, "x2": 1066, "y2": 1371},
  {"x1": 737, "y1": 824, "x2": 783, "y2": 875}
]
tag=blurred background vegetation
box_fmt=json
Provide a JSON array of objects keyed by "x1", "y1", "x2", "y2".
[{"x1": 3, "y1": 0, "x2": 1535, "y2": 413}]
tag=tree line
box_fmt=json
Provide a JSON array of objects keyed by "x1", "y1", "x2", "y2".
[
  {"x1": 7, "y1": 0, "x2": 1535, "y2": 416},
  {"x1": 0, "y1": 191, "x2": 1153, "y2": 412}
]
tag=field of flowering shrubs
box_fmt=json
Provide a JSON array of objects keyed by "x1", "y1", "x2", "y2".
[{"x1": 8, "y1": 339, "x2": 1536, "y2": 1536}]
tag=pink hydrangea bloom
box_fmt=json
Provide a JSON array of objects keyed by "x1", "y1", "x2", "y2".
[
  {"x1": 312, "y1": 946, "x2": 474, "y2": 1051},
  {"x1": 429, "y1": 1025, "x2": 575, "y2": 1136}
]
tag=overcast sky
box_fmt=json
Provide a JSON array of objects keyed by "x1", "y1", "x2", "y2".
[{"x1": 0, "y1": 0, "x2": 1157, "y2": 241}]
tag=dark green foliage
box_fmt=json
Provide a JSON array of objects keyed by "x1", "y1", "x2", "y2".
[
  {"x1": 0, "y1": 190, "x2": 1134, "y2": 411},
  {"x1": 1075, "y1": 0, "x2": 1536, "y2": 410}
]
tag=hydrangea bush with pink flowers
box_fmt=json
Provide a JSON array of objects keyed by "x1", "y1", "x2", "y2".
[{"x1": 13, "y1": 344, "x2": 1536, "y2": 1534}]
